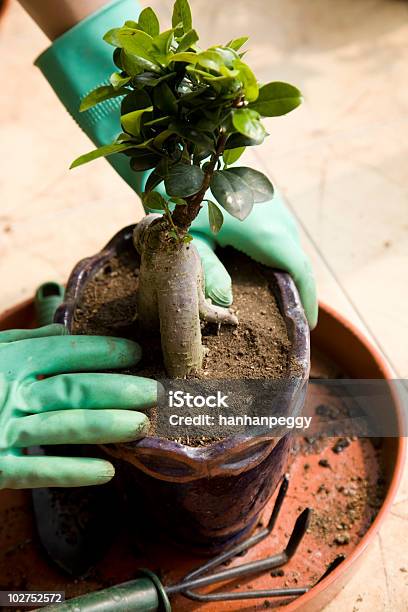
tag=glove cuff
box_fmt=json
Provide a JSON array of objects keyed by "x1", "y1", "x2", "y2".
[{"x1": 35, "y1": 0, "x2": 143, "y2": 189}]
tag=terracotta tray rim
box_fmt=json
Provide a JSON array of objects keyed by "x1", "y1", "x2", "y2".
[
  {"x1": 0, "y1": 298, "x2": 405, "y2": 611},
  {"x1": 285, "y1": 301, "x2": 406, "y2": 611}
]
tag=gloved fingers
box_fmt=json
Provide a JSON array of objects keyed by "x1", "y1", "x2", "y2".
[
  {"x1": 211, "y1": 202, "x2": 318, "y2": 328},
  {"x1": 258, "y1": 235, "x2": 318, "y2": 329},
  {"x1": 7, "y1": 409, "x2": 150, "y2": 448},
  {"x1": 266, "y1": 193, "x2": 301, "y2": 241},
  {"x1": 0, "y1": 324, "x2": 67, "y2": 344},
  {"x1": 293, "y1": 257, "x2": 319, "y2": 330},
  {"x1": 259, "y1": 235, "x2": 318, "y2": 329},
  {"x1": 0, "y1": 456, "x2": 115, "y2": 489},
  {"x1": 191, "y1": 232, "x2": 233, "y2": 307},
  {"x1": 15, "y1": 335, "x2": 142, "y2": 377},
  {"x1": 23, "y1": 373, "x2": 158, "y2": 413}
]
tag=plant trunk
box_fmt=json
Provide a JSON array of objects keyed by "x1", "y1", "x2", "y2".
[{"x1": 134, "y1": 215, "x2": 238, "y2": 378}]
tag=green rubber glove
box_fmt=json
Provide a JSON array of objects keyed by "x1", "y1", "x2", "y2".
[
  {"x1": 0, "y1": 324, "x2": 157, "y2": 489},
  {"x1": 190, "y1": 193, "x2": 318, "y2": 328},
  {"x1": 35, "y1": 0, "x2": 317, "y2": 328}
]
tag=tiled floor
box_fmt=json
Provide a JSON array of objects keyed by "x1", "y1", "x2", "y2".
[{"x1": 0, "y1": 0, "x2": 407, "y2": 609}]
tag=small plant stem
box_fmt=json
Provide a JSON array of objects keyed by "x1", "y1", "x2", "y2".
[
  {"x1": 171, "y1": 132, "x2": 228, "y2": 231},
  {"x1": 163, "y1": 201, "x2": 181, "y2": 241}
]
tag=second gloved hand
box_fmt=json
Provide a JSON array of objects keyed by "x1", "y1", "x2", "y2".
[
  {"x1": 190, "y1": 191, "x2": 318, "y2": 329},
  {"x1": 0, "y1": 324, "x2": 157, "y2": 489}
]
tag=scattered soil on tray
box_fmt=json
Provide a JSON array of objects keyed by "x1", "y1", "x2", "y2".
[
  {"x1": 0, "y1": 434, "x2": 387, "y2": 612},
  {"x1": 72, "y1": 247, "x2": 293, "y2": 381}
]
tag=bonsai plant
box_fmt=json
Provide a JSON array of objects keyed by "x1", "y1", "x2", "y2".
[
  {"x1": 64, "y1": 0, "x2": 309, "y2": 553},
  {"x1": 71, "y1": 0, "x2": 303, "y2": 379}
]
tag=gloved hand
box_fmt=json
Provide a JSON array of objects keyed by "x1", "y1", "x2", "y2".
[
  {"x1": 190, "y1": 194, "x2": 318, "y2": 328},
  {"x1": 0, "y1": 324, "x2": 156, "y2": 489},
  {"x1": 35, "y1": 0, "x2": 318, "y2": 328}
]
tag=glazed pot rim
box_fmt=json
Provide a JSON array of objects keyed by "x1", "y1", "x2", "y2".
[{"x1": 56, "y1": 223, "x2": 311, "y2": 464}]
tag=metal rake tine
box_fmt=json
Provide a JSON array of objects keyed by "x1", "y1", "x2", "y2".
[
  {"x1": 266, "y1": 474, "x2": 289, "y2": 532},
  {"x1": 179, "y1": 475, "x2": 290, "y2": 584},
  {"x1": 183, "y1": 586, "x2": 308, "y2": 602},
  {"x1": 181, "y1": 554, "x2": 345, "y2": 603},
  {"x1": 285, "y1": 508, "x2": 312, "y2": 559},
  {"x1": 315, "y1": 555, "x2": 345, "y2": 584},
  {"x1": 168, "y1": 503, "x2": 310, "y2": 597}
]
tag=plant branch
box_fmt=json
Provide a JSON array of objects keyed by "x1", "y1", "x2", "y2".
[{"x1": 171, "y1": 132, "x2": 228, "y2": 231}]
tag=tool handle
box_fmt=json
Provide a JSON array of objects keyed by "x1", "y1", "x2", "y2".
[
  {"x1": 38, "y1": 572, "x2": 171, "y2": 612},
  {"x1": 34, "y1": 282, "x2": 65, "y2": 327}
]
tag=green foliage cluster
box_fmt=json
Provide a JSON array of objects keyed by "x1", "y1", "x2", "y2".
[{"x1": 71, "y1": 0, "x2": 302, "y2": 234}]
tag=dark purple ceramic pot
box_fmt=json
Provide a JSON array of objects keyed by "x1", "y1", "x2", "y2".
[{"x1": 56, "y1": 225, "x2": 310, "y2": 555}]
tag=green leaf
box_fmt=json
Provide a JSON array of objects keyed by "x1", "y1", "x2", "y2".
[
  {"x1": 130, "y1": 151, "x2": 161, "y2": 171},
  {"x1": 170, "y1": 120, "x2": 215, "y2": 151},
  {"x1": 170, "y1": 197, "x2": 187, "y2": 205},
  {"x1": 172, "y1": 0, "x2": 193, "y2": 33},
  {"x1": 196, "y1": 115, "x2": 218, "y2": 131},
  {"x1": 194, "y1": 149, "x2": 212, "y2": 164},
  {"x1": 227, "y1": 36, "x2": 249, "y2": 51},
  {"x1": 232, "y1": 108, "x2": 267, "y2": 141},
  {"x1": 152, "y1": 29, "x2": 176, "y2": 57},
  {"x1": 177, "y1": 29, "x2": 199, "y2": 52},
  {"x1": 113, "y1": 47, "x2": 123, "y2": 69},
  {"x1": 124, "y1": 20, "x2": 141, "y2": 29},
  {"x1": 210, "y1": 170, "x2": 254, "y2": 220},
  {"x1": 206, "y1": 200, "x2": 224, "y2": 234},
  {"x1": 165, "y1": 162, "x2": 204, "y2": 197},
  {"x1": 145, "y1": 161, "x2": 167, "y2": 193},
  {"x1": 104, "y1": 27, "x2": 153, "y2": 55},
  {"x1": 144, "y1": 115, "x2": 172, "y2": 128},
  {"x1": 211, "y1": 47, "x2": 238, "y2": 68},
  {"x1": 153, "y1": 83, "x2": 178, "y2": 114},
  {"x1": 225, "y1": 132, "x2": 265, "y2": 149},
  {"x1": 248, "y1": 82, "x2": 302, "y2": 116},
  {"x1": 110, "y1": 72, "x2": 132, "y2": 89},
  {"x1": 143, "y1": 191, "x2": 168, "y2": 210},
  {"x1": 227, "y1": 167, "x2": 274, "y2": 203},
  {"x1": 121, "y1": 89, "x2": 152, "y2": 115},
  {"x1": 153, "y1": 128, "x2": 176, "y2": 149},
  {"x1": 197, "y1": 50, "x2": 224, "y2": 72},
  {"x1": 234, "y1": 60, "x2": 259, "y2": 102},
  {"x1": 133, "y1": 71, "x2": 177, "y2": 88},
  {"x1": 170, "y1": 51, "x2": 198, "y2": 64},
  {"x1": 70, "y1": 142, "x2": 137, "y2": 169},
  {"x1": 138, "y1": 7, "x2": 160, "y2": 37},
  {"x1": 79, "y1": 85, "x2": 129, "y2": 112},
  {"x1": 223, "y1": 147, "x2": 245, "y2": 166},
  {"x1": 121, "y1": 49, "x2": 161, "y2": 75},
  {"x1": 121, "y1": 106, "x2": 153, "y2": 137}
]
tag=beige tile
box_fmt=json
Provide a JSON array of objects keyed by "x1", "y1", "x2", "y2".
[
  {"x1": 393, "y1": 453, "x2": 408, "y2": 507},
  {"x1": 376, "y1": 510, "x2": 408, "y2": 609},
  {"x1": 0, "y1": 2, "x2": 147, "y2": 311},
  {"x1": 256, "y1": 124, "x2": 408, "y2": 375},
  {"x1": 324, "y1": 535, "x2": 391, "y2": 612}
]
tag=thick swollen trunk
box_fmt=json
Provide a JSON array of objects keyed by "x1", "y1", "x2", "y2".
[{"x1": 134, "y1": 215, "x2": 238, "y2": 378}]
